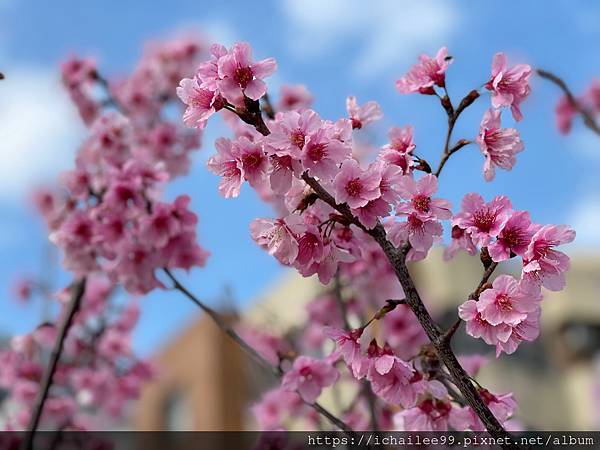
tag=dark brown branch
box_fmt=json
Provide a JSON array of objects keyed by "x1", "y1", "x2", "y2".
[
  {"x1": 434, "y1": 90, "x2": 480, "y2": 177},
  {"x1": 22, "y1": 278, "x2": 87, "y2": 450},
  {"x1": 537, "y1": 69, "x2": 600, "y2": 137},
  {"x1": 162, "y1": 268, "x2": 355, "y2": 434}
]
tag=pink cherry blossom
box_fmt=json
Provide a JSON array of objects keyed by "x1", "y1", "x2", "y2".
[
  {"x1": 346, "y1": 96, "x2": 383, "y2": 129},
  {"x1": 477, "y1": 108, "x2": 524, "y2": 181},
  {"x1": 333, "y1": 159, "x2": 381, "y2": 209},
  {"x1": 217, "y1": 42, "x2": 277, "y2": 104},
  {"x1": 495, "y1": 309, "x2": 541, "y2": 356},
  {"x1": 324, "y1": 327, "x2": 364, "y2": 375},
  {"x1": 387, "y1": 214, "x2": 443, "y2": 254},
  {"x1": 395, "y1": 174, "x2": 452, "y2": 221},
  {"x1": 353, "y1": 198, "x2": 391, "y2": 230},
  {"x1": 396, "y1": 47, "x2": 452, "y2": 95},
  {"x1": 453, "y1": 193, "x2": 512, "y2": 247},
  {"x1": 485, "y1": 53, "x2": 532, "y2": 121},
  {"x1": 300, "y1": 127, "x2": 351, "y2": 181},
  {"x1": 281, "y1": 356, "x2": 339, "y2": 403},
  {"x1": 488, "y1": 210, "x2": 534, "y2": 262},
  {"x1": 250, "y1": 215, "x2": 304, "y2": 265},
  {"x1": 522, "y1": 224, "x2": 576, "y2": 292},
  {"x1": 264, "y1": 110, "x2": 321, "y2": 158},
  {"x1": 366, "y1": 343, "x2": 416, "y2": 408},
  {"x1": 395, "y1": 398, "x2": 453, "y2": 431},
  {"x1": 207, "y1": 138, "x2": 244, "y2": 198},
  {"x1": 379, "y1": 126, "x2": 416, "y2": 174},
  {"x1": 477, "y1": 275, "x2": 540, "y2": 326},
  {"x1": 176, "y1": 77, "x2": 222, "y2": 129},
  {"x1": 278, "y1": 84, "x2": 314, "y2": 111},
  {"x1": 251, "y1": 387, "x2": 304, "y2": 430},
  {"x1": 458, "y1": 300, "x2": 512, "y2": 346},
  {"x1": 555, "y1": 95, "x2": 578, "y2": 134},
  {"x1": 444, "y1": 225, "x2": 477, "y2": 261},
  {"x1": 450, "y1": 389, "x2": 516, "y2": 431}
]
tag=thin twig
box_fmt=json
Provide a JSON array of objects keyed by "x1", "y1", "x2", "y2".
[
  {"x1": 162, "y1": 268, "x2": 356, "y2": 434},
  {"x1": 434, "y1": 90, "x2": 480, "y2": 177},
  {"x1": 537, "y1": 68, "x2": 600, "y2": 137},
  {"x1": 22, "y1": 278, "x2": 87, "y2": 450}
]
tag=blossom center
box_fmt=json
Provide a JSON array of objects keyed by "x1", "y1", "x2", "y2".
[
  {"x1": 412, "y1": 194, "x2": 431, "y2": 213},
  {"x1": 290, "y1": 130, "x2": 306, "y2": 149},
  {"x1": 345, "y1": 178, "x2": 363, "y2": 198},
  {"x1": 496, "y1": 293, "x2": 512, "y2": 310},
  {"x1": 234, "y1": 66, "x2": 253, "y2": 88},
  {"x1": 473, "y1": 208, "x2": 496, "y2": 232},
  {"x1": 306, "y1": 143, "x2": 326, "y2": 162}
]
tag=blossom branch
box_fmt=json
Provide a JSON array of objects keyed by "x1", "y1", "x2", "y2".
[
  {"x1": 21, "y1": 277, "x2": 87, "y2": 450},
  {"x1": 537, "y1": 69, "x2": 600, "y2": 137},
  {"x1": 162, "y1": 268, "x2": 356, "y2": 434}
]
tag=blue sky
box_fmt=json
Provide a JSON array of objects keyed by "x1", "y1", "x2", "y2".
[{"x1": 1, "y1": 0, "x2": 599, "y2": 355}]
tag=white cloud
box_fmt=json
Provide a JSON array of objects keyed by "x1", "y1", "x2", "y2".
[
  {"x1": 0, "y1": 67, "x2": 84, "y2": 203},
  {"x1": 281, "y1": 0, "x2": 459, "y2": 79}
]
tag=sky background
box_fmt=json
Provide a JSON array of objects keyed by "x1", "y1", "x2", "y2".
[{"x1": 1, "y1": 0, "x2": 599, "y2": 356}]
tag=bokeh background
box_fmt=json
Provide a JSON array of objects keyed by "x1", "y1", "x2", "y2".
[{"x1": 1, "y1": 0, "x2": 599, "y2": 430}]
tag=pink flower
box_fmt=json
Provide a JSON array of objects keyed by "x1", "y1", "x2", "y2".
[
  {"x1": 453, "y1": 193, "x2": 512, "y2": 247},
  {"x1": 251, "y1": 387, "x2": 304, "y2": 430},
  {"x1": 395, "y1": 398, "x2": 453, "y2": 431},
  {"x1": 477, "y1": 275, "x2": 540, "y2": 326},
  {"x1": 278, "y1": 84, "x2": 314, "y2": 111},
  {"x1": 346, "y1": 96, "x2": 383, "y2": 129},
  {"x1": 366, "y1": 343, "x2": 416, "y2": 408},
  {"x1": 379, "y1": 126, "x2": 416, "y2": 174},
  {"x1": 98, "y1": 330, "x2": 131, "y2": 359},
  {"x1": 333, "y1": 159, "x2": 381, "y2": 209},
  {"x1": 396, "y1": 174, "x2": 452, "y2": 221},
  {"x1": 207, "y1": 138, "x2": 244, "y2": 198},
  {"x1": 387, "y1": 215, "x2": 443, "y2": 254},
  {"x1": 477, "y1": 109, "x2": 524, "y2": 181},
  {"x1": 555, "y1": 95, "x2": 578, "y2": 135},
  {"x1": 176, "y1": 77, "x2": 222, "y2": 129},
  {"x1": 458, "y1": 300, "x2": 512, "y2": 346},
  {"x1": 488, "y1": 210, "x2": 534, "y2": 262},
  {"x1": 485, "y1": 53, "x2": 532, "y2": 121},
  {"x1": 232, "y1": 136, "x2": 268, "y2": 189},
  {"x1": 264, "y1": 110, "x2": 321, "y2": 158},
  {"x1": 281, "y1": 356, "x2": 339, "y2": 403},
  {"x1": 377, "y1": 163, "x2": 404, "y2": 205},
  {"x1": 444, "y1": 225, "x2": 477, "y2": 261},
  {"x1": 450, "y1": 389, "x2": 516, "y2": 431},
  {"x1": 324, "y1": 327, "x2": 364, "y2": 376},
  {"x1": 301, "y1": 127, "x2": 351, "y2": 181},
  {"x1": 353, "y1": 198, "x2": 391, "y2": 230},
  {"x1": 196, "y1": 43, "x2": 228, "y2": 91},
  {"x1": 522, "y1": 224, "x2": 576, "y2": 292},
  {"x1": 396, "y1": 47, "x2": 452, "y2": 95},
  {"x1": 250, "y1": 215, "x2": 304, "y2": 265},
  {"x1": 217, "y1": 42, "x2": 277, "y2": 104},
  {"x1": 495, "y1": 309, "x2": 541, "y2": 356}
]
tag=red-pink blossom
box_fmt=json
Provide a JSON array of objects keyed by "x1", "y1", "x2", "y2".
[
  {"x1": 250, "y1": 215, "x2": 304, "y2": 265},
  {"x1": 477, "y1": 108, "x2": 524, "y2": 181},
  {"x1": 346, "y1": 96, "x2": 383, "y2": 129},
  {"x1": 522, "y1": 224, "x2": 576, "y2": 292},
  {"x1": 177, "y1": 76, "x2": 221, "y2": 129},
  {"x1": 278, "y1": 84, "x2": 314, "y2": 112},
  {"x1": 555, "y1": 95, "x2": 578, "y2": 135},
  {"x1": 281, "y1": 356, "x2": 339, "y2": 403},
  {"x1": 477, "y1": 275, "x2": 540, "y2": 326},
  {"x1": 453, "y1": 193, "x2": 512, "y2": 247},
  {"x1": 396, "y1": 174, "x2": 452, "y2": 221},
  {"x1": 444, "y1": 225, "x2": 477, "y2": 261},
  {"x1": 485, "y1": 53, "x2": 532, "y2": 121},
  {"x1": 378, "y1": 126, "x2": 416, "y2": 174},
  {"x1": 300, "y1": 127, "x2": 351, "y2": 181},
  {"x1": 207, "y1": 138, "x2": 244, "y2": 198},
  {"x1": 217, "y1": 42, "x2": 277, "y2": 105},
  {"x1": 488, "y1": 210, "x2": 534, "y2": 262},
  {"x1": 394, "y1": 398, "x2": 453, "y2": 431},
  {"x1": 387, "y1": 214, "x2": 443, "y2": 254},
  {"x1": 333, "y1": 159, "x2": 381, "y2": 209},
  {"x1": 396, "y1": 47, "x2": 452, "y2": 95}
]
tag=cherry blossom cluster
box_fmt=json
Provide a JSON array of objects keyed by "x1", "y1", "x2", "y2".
[
  {"x1": 0, "y1": 276, "x2": 152, "y2": 431},
  {"x1": 447, "y1": 193, "x2": 575, "y2": 356},
  {"x1": 39, "y1": 36, "x2": 210, "y2": 295},
  {"x1": 178, "y1": 41, "x2": 576, "y2": 432},
  {"x1": 554, "y1": 78, "x2": 600, "y2": 134}
]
